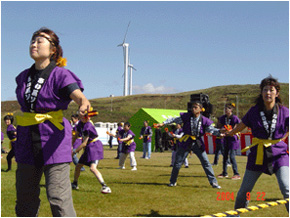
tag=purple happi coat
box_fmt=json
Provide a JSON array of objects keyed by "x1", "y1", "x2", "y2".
[
  {"x1": 7, "y1": 124, "x2": 17, "y2": 147},
  {"x1": 141, "y1": 126, "x2": 152, "y2": 143},
  {"x1": 219, "y1": 114, "x2": 240, "y2": 150},
  {"x1": 1, "y1": 132, "x2": 4, "y2": 142},
  {"x1": 180, "y1": 112, "x2": 213, "y2": 151},
  {"x1": 119, "y1": 129, "x2": 136, "y2": 153},
  {"x1": 172, "y1": 128, "x2": 183, "y2": 151},
  {"x1": 116, "y1": 126, "x2": 123, "y2": 144},
  {"x1": 72, "y1": 121, "x2": 82, "y2": 150},
  {"x1": 242, "y1": 104, "x2": 289, "y2": 174},
  {"x1": 77, "y1": 121, "x2": 103, "y2": 164},
  {"x1": 15, "y1": 66, "x2": 84, "y2": 166}
]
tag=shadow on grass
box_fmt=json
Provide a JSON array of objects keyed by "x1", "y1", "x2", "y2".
[
  {"x1": 158, "y1": 174, "x2": 207, "y2": 179},
  {"x1": 135, "y1": 209, "x2": 202, "y2": 217},
  {"x1": 179, "y1": 175, "x2": 207, "y2": 178},
  {"x1": 141, "y1": 164, "x2": 203, "y2": 168},
  {"x1": 141, "y1": 165, "x2": 168, "y2": 168},
  {"x1": 112, "y1": 181, "x2": 168, "y2": 186},
  {"x1": 112, "y1": 181, "x2": 209, "y2": 189}
]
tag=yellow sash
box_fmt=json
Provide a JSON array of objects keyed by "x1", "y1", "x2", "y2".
[
  {"x1": 16, "y1": 110, "x2": 64, "y2": 130},
  {"x1": 241, "y1": 137, "x2": 281, "y2": 165},
  {"x1": 9, "y1": 138, "x2": 16, "y2": 149},
  {"x1": 179, "y1": 135, "x2": 196, "y2": 142},
  {"x1": 124, "y1": 139, "x2": 134, "y2": 146},
  {"x1": 88, "y1": 138, "x2": 98, "y2": 144}
]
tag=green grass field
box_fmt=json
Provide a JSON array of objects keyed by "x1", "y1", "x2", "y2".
[{"x1": 1, "y1": 141, "x2": 288, "y2": 217}]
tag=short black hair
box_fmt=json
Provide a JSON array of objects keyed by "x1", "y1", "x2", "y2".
[
  {"x1": 124, "y1": 122, "x2": 131, "y2": 127},
  {"x1": 4, "y1": 115, "x2": 14, "y2": 124},
  {"x1": 71, "y1": 114, "x2": 79, "y2": 119}
]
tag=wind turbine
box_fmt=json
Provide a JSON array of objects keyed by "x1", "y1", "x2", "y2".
[
  {"x1": 118, "y1": 22, "x2": 131, "y2": 96},
  {"x1": 128, "y1": 63, "x2": 137, "y2": 95}
]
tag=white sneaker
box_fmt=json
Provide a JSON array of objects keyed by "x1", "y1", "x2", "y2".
[
  {"x1": 117, "y1": 166, "x2": 125, "y2": 169},
  {"x1": 101, "y1": 186, "x2": 111, "y2": 194},
  {"x1": 168, "y1": 182, "x2": 177, "y2": 187},
  {"x1": 131, "y1": 166, "x2": 137, "y2": 171}
]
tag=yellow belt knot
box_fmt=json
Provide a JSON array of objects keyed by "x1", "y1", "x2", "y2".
[
  {"x1": 179, "y1": 135, "x2": 196, "y2": 142},
  {"x1": 16, "y1": 110, "x2": 64, "y2": 130},
  {"x1": 241, "y1": 137, "x2": 281, "y2": 165}
]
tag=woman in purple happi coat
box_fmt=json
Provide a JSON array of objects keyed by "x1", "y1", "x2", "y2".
[
  {"x1": 217, "y1": 103, "x2": 241, "y2": 180},
  {"x1": 71, "y1": 115, "x2": 111, "y2": 194},
  {"x1": 4, "y1": 114, "x2": 17, "y2": 172},
  {"x1": 109, "y1": 122, "x2": 137, "y2": 171},
  {"x1": 15, "y1": 28, "x2": 91, "y2": 216},
  {"x1": 228, "y1": 76, "x2": 289, "y2": 212}
]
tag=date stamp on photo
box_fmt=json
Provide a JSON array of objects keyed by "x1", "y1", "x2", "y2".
[{"x1": 217, "y1": 192, "x2": 266, "y2": 201}]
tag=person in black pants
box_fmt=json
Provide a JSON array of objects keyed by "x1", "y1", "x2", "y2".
[
  {"x1": 154, "y1": 126, "x2": 163, "y2": 152},
  {"x1": 4, "y1": 114, "x2": 17, "y2": 172}
]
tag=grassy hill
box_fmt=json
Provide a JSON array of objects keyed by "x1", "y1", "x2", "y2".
[{"x1": 1, "y1": 83, "x2": 288, "y2": 132}]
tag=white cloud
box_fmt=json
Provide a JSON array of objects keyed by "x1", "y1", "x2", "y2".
[{"x1": 133, "y1": 83, "x2": 178, "y2": 94}]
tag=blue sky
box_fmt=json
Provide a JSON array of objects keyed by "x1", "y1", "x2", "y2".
[{"x1": 1, "y1": 1, "x2": 289, "y2": 101}]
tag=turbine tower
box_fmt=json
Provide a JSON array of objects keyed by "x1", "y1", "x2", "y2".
[
  {"x1": 128, "y1": 63, "x2": 137, "y2": 95},
  {"x1": 118, "y1": 22, "x2": 131, "y2": 96}
]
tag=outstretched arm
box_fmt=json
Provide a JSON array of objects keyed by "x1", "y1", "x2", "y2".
[
  {"x1": 70, "y1": 89, "x2": 91, "y2": 118},
  {"x1": 226, "y1": 122, "x2": 247, "y2": 137},
  {"x1": 155, "y1": 117, "x2": 183, "y2": 128}
]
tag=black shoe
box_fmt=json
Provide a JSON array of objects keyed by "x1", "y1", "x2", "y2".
[{"x1": 71, "y1": 182, "x2": 79, "y2": 190}]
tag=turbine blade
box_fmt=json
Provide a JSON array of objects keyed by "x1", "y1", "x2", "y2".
[{"x1": 122, "y1": 21, "x2": 131, "y2": 44}]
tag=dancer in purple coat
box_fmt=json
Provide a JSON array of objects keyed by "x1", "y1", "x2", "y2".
[
  {"x1": 156, "y1": 99, "x2": 224, "y2": 188},
  {"x1": 72, "y1": 115, "x2": 111, "y2": 194},
  {"x1": 227, "y1": 76, "x2": 289, "y2": 212},
  {"x1": 15, "y1": 27, "x2": 91, "y2": 216},
  {"x1": 140, "y1": 120, "x2": 153, "y2": 159},
  {"x1": 71, "y1": 114, "x2": 85, "y2": 171},
  {"x1": 217, "y1": 103, "x2": 241, "y2": 180},
  {"x1": 4, "y1": 114, "x2": 17, "y2": 172},
  {"x1": 109, "y1": 122, "x2": 137, "y2": 170},
  {"x1": 115, "y1": 122, "x2": 123, "y2": 159},
  {"x1": 169, "y1": 124, "x2": 189, "y2": 168}
]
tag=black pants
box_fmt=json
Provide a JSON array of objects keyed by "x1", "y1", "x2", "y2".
[{"x1": 6, "y1": 147, "x2": 15, "y2": 170}]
